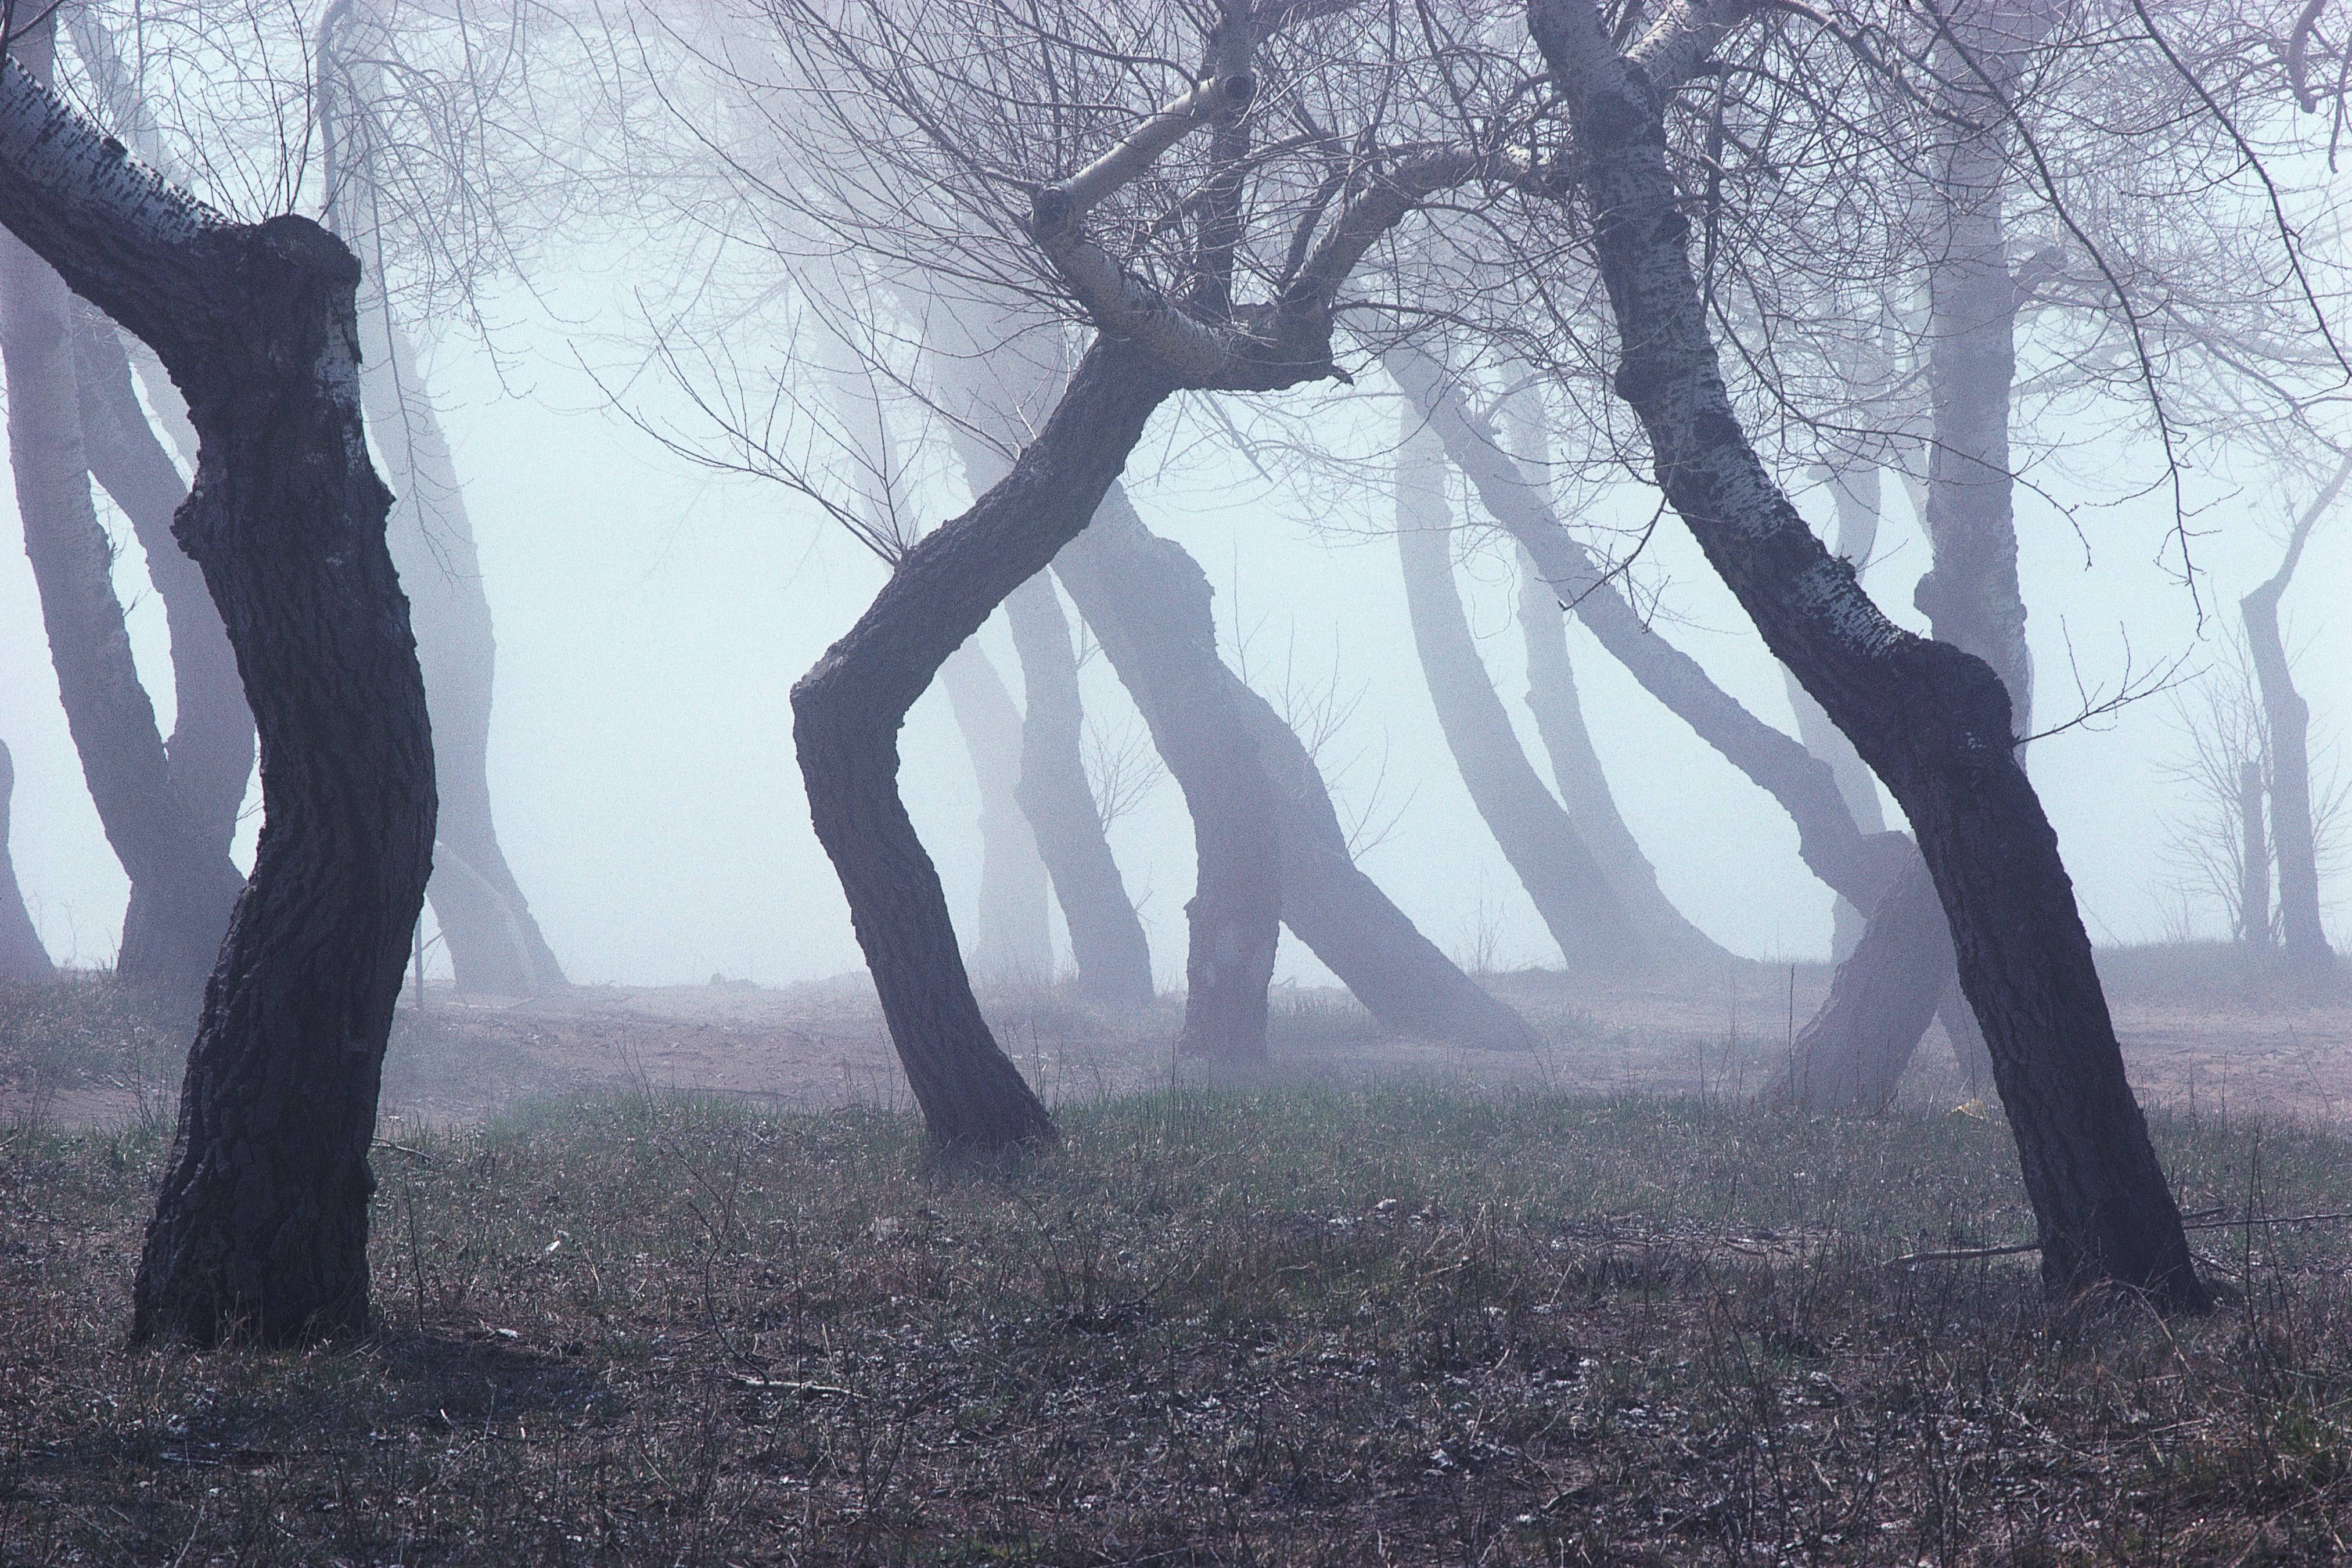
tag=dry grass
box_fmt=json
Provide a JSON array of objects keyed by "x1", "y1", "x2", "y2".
[{"x1": 5, "y1": 1074, "x2": 2352, "y2": 1565}]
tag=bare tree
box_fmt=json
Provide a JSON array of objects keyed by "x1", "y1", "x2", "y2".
[
  {"x1": 1529, "y1": 0, "x2": 2206, "y2": 1304},
  {"x1": 0, "y1": 739, "x2": 53, "y2": 980},
  {"x1": 0, "y1": 23, "x2": 436, "y2": 1343}
]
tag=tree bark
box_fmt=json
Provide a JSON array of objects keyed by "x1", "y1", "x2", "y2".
[
  {"x1": 936, "y1": 640, "x2": 1058, "y2": 990},
  {"x1": 0, "y1": 740, "x2": 53, "y2": 980},
  {"x1": 0, "y1": 40, "x2": 440, "y2": 1344},
  {"x1": 1056, "y1": 484, "x2": 1534, "y2": 1051},
  {"x1": 1532, "y1": 0, "x2": 2204, "y2": 1305},
  {"x1": 1394, "y1": 411, "x2": 1647, "y2": 972},
  {"x1": 2241, "y1": 465, "x2": 2343, "y2": 986},
  {"x1": 1761, "y1": 853, "x2": 1949, "y2": 1110},
  {"x1": 1004, "y1": 574, "x2": 1158, "y2": 1008},
  {"x1": 794, "y1": 339, "x2": 1180, "y2": 1147},
  {"x1": 0, "y1": 73, "x2": 242, "y2": 1000}
]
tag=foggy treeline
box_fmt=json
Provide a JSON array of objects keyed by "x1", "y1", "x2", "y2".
[{"x1": 0, "y1": 0, "x2": 2347, "y2": 1346}]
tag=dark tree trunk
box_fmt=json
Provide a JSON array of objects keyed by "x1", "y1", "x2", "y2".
[
  {"x1": 0, "y1": 115, "x2": 241, "y2": 999},
  {"x1": 358, "y1": 318, "x2": 565, "y2": 995},
  {"x1": 1057, "y1": 483, "x2": 1535, "y2": 1051},
  {"x1": 1761, "y1": 853, "x2": 1948, "y2": 1110},
  {"x1": 2242, "y1": 476, "x2": 2340, "y2": 985},
  {"x1": 1003, "y1": 575, "x2": 1158, "y2": 1008},
  {"x1": 936, "y1": 641, "x2": 1058, "y2": 990},
  {"x1": 2238, "y1": 757, "x2": 2273, "y2": 948},
  {"x1": 794, "y1": 340, "x2": 1179, "y2": 1148},
  {"x1": 0, "y1": 739, "x2": 53, "y2": 980},
  {"x1": 1533, "y1": 0, "x2": 2205, "y2": 1305},
  {"x1": 0, "y1": 41, "x2": 440, "y2": 1344},
  {"x1": 1394, "y1": 410, "x2": 1648, "y2": 972}
]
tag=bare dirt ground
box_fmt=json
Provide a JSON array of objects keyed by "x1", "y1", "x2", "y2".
[{"x1": 8, "y1": 949, "x2": 2346, "y2": 1134}]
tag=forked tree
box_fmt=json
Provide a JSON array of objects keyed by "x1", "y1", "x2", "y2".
[
  {"x1": 0, "y1": 33, "x2": 436, "y2": 1344},
  {"x1": 1528, "y1": 0, "x2": 2206, "y2": 1304}
]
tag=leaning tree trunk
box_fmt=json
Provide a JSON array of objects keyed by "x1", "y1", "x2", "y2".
[
  {"x1": 1394, "y1": 408, "x2": 1648, "y2": 973},
  {"x1": 1057, "y1": 482, "x2": 1535, "y2": 1052},
  {"x1": 1533, "y1": 0, "x2": 2204, "y2": 1305},
  {"x1": 0, "y1": 39, "x2": 438, "y2": 1345},
  {"x1": 1499, "y1": 389, "x2": 1730, "y2": 968},
  {"x1": 1762, "y1": 853, "x2": 1951, "y2": 1110},
  {"x1": 2241, "y1": 458, "x2": 2345, "y2": 987},
  {"x1": 794, "y1": 339, "x2": 1181, "y2": 1147},
  {"x1": 72, "y1": 303, "x2": 257, "y2": 966},
  {"x1": 0, "y1": 740, "x2": 53, "y2": 980},
  {"x1": 1003, "y1": 575, "x2": 1158, "y2": 1008},
  {"x1": 2238, "y1": 757, "x2": 2273, "y2": 948},
  {"x1": 0, "y1": 85, "x2": 242, "y2": 999},
  {"x1": 936, "y1": 641, "x2": 1058, "y2": 990}
]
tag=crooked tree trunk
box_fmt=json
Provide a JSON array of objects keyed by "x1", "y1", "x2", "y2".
[
  {"x1": 1004, "y1": 575, "x2": 1158, "y2": 1008},
  {"x1": 936, "y1": 641, "x2": 1058, "y2": 990},
  {"x1": 0, "y1": 740, "x2": 53, "y2": 980},
  {"x1": 2238, "y1": 758, "x2": 2273, "y2": 948},
  {"x1": 72, "y1": 304, "x2": 257, "y2": 974},
  {"x1": 794, "y1": 340, "x2": 1181, "y2": 1147},
  {"x1": 1058, "y1": 483, "x2": 1532, "y2": 1051},
  {"x1": 1394, "y1": 409, "x2": 1647, "y2": 973},
  {"x1": 1764, "y1": 853, "x2": 1949, "y2": 1110},
  {"x1": 1534, "y1": 0, "x2": 2204, "y2": 1304},
  {"x1": 0, "y1": 102, "x2": 241, "y2": 1000},
  {"x1": 2242, "y1": 461, "x2": 2345, "y2": 986},
  {"x1": 0, "y1": 39, "x2": 438, "y2": 1344}
]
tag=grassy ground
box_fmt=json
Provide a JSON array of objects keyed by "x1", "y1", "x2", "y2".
[{"x1": 6, "y1": 1076, "x2": 2352, "y2": 1565}]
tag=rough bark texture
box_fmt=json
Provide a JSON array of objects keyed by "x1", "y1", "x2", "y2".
[
  {"x1": 936, "y1": 641, "x2": 1057, "y2": 990},
  {"x1": 2242, "y1": 502, "x2": 2337, "y2": 984},
  {"x1": 0, "y1": 64, "x2": 242, "y2": 999},
  {"x1": 1532, "y1": 0, "x2": 2203, "y2": 1304},
  {"x1": 1058, "y1": 483, "x2": 1535, "y2": 1052},
  {"x1": 0, "y1": 739, "x2": 54, "y2": 980},
  {"x1": 0, "y1": 41, "x2": 438, "y2": 1345},
  {"x1": 1004, "y1": 575, "x2": 1158, "y2": 1008},
  {"x1": 794, "y1": 340, "x2": 1180, "y2": 1148},
  {"x1": 1394, "y1": 412, "x2": 1647, "y2": 972}
]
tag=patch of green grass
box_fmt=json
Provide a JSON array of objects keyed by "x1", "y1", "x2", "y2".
[{"x1": 5, "y1": 1084, "x2": 2352, "y2": 1564}]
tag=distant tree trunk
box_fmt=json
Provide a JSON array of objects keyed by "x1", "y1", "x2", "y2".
[
  {"x1": 1499, "y1": 382, "x2": 1731, "y2": 967},
  {"x1": 2238, "y1": 757, "x2": 2272, "y2": 948},
  {"x1": 0, "y1": 37, "x2": 440, "y2": 1344},
  {"x1": 1762, "y1": 853, "x2": 1948, "y2": 1110},
  {"x1": 71, "y1": 304, "x2": 257, "y2": 964},
  {"x1": 0, "y1": 101, "x2": 241, "y2": 999},
  {"x1": 319, "y1": 5, "x2": 562, "y2": 997},
  {"x1": 794, "y1": 339, "x2": 1178, "y2": 1148},
  {"x1": 1003, "y1": 574, "x2": 1157, "y2": 1008},
  {"x1": 936, "y1": 641, "x2": 1057, "y2": 990},
  {"x1": 1394, "y1": 411, "x2": 1646, "y2": 973},
  {"x1": 0, "y1": 740, "x2": 53, "y2": 980},
  {"x1": 1534, "y1": 0, "x2": 2205, "y2": 1305},
  {"x1": 355, "y1": 322, "x2": 564, "y2": 995},
  {"x1": 1058, "y1": 483, "x2": 1534, "y2": 1051},
  {"x1": 1784, "y1": 466, "x2": 1890, "y2": 960},
  {"x1": 2241, "y1": 459, "x2": 2344, "y2": 986}
]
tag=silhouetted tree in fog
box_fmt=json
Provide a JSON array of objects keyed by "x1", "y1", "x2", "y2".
[
  {"x1": 0, "y1": 20, "x2": 436, "y2": 1343},
  {"x1": 0, "y1": 739, "x2": 52, "y2": 980}
]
